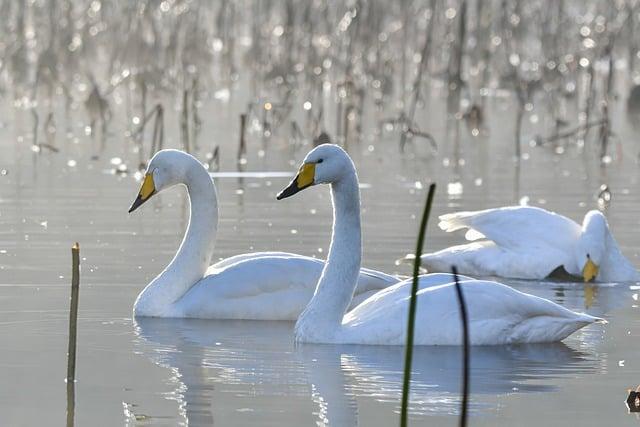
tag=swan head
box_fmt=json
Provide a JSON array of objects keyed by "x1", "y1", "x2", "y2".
[
  {"x1": 128, "y1": 149, "x2": 198, "y2": 213},
  {"x1": 577, "y1": 210, "x2": 608, "y2": 282},
  {"x1": 276, "y1": 144, "x2": 354, "y2": 199}
]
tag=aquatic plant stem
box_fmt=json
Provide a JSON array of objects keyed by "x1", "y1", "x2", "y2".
[
  {"x1": 453, "y1": 266, "x2": 469, "y2": 427},
  {"x1": 66, "y1": 242, "x2": 80, "y2": 427},
  {"x1": 400, "y1": 183, "x2": 436, "y2": 427},
  {"x1": 181, "y1": 89, "x2": 191, "y2": 153},
  {"x1": 238, "y1": 113, "x2": 247, "y2": 162}
]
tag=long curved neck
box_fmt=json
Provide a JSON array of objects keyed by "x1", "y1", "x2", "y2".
[
  {"x1": 135, "y1": 165, "x2": 218, "y2": 315},
  {"x1": 296, "y1": 170, "x2": 361, "y2": 336}
]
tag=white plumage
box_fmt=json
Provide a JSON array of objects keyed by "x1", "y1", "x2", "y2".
[
  {"x1": 420, "y1": 206, "x2": 638, "y2": 282},
  {"x1": 277, "y1": 145, "x2": 602, "y2": 345},
  {"x1": 130, "y1": 150, "x2": 398, "y2": 320}
]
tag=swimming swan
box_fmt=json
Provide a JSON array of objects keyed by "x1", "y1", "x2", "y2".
[
  {"x1": 276, "y1": 144, "x2": 603, "y2": 345},
  {"x1": 128, "y1": 149, "x2": 399, "y2": 319},
  {"x1": 417, "y1": 206, "x2": 639, "y2": 282}
]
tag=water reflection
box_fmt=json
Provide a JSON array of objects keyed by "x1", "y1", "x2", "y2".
[
  {"x1": 134, "y1": 317, "x2": 603, "y2": 425},
  {"x1": 505, "y1": 278, "x2": 634, "y2": 318}
]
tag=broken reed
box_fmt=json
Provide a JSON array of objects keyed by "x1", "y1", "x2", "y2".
[
  {"x1": 400, "y1": 183, "x2": 436, "y2": 427},
  {"x1": 181, "y1": 89, "x2": 191, "y2": 153},
  {"x1": 238, "y1": 113, "x2": 247, "y2": 162},
  {"x1": 66, "y1": 242, "x2": 80, "y2": 427},
  {"x1": 132, "y1": 104, "x2": 164, "y2": 169}
]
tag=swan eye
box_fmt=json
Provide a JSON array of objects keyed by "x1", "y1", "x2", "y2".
[{"x1": 317, "y1": 159, "x2": 323, "y2": 164}]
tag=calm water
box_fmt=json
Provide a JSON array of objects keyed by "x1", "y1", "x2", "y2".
[{"x1": 1, "y1": 80, "x2": 640, "y2": 426}]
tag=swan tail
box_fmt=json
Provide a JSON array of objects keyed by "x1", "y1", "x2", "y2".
[
  {"x1": 394, "y1": 254, "x2": 431, "y2": 275},
  {"x1": 506, "y1": 312, "x2": 603, "y2": 344},
  {"x1": 395, "y1": 253, "x2": 415, "y2": 266},
  {"x1": 438, "y1": 212, "x2": 486, "y2": 240},
  {"x1": 418, "y1": 250, "x2": 472, "y2": 274},
  {"x1": 396, "y1": 248, "x2": 467, "y2": 272},
  {"x1": 438, "y1": 212, "x2": 473, "y2": 232}
]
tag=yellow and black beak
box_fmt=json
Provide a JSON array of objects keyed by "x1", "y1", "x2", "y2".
[
  {"x1": 128, "y1": 173, "x2": 156, "y2": 213},
  {"x1": 582, "y1": 257, "x2": 599, "y2": 283},
  {"x1": 276, "y1": 162, "x2": 316, "y2": 200}
]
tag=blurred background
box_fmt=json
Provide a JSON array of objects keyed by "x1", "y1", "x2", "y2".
[{"x1": 1, "y1": 1, "x2": 640, "y2": 426}]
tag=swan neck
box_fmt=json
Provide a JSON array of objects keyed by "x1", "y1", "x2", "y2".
[
  {"x1": 297, "y1": 172, "x2": 361, "y2": 334},
  {"x1": 135, "y1": 165, "x2": 218, "y2": 315},
  {"x1": 176, "y1": 170, "x2": 218, "y2": 274}
]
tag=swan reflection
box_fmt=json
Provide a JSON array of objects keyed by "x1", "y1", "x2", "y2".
[{"x1": 133, "y1": 317, "x2": 603, "y2": 425}]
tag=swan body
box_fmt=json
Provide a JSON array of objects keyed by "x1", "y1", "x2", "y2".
[
  {"x1": 335, "y1": 279, "x2": 599, "y2": 345},
  {"x1": 129, "y1": 149, "x2": 398, "y2": 320},
  {"x1": 277, "y1": 144, "x2": 603, "y2": 345},
  {"x1": 419, "y1": 206, "x2": 638, "y2": 282}
]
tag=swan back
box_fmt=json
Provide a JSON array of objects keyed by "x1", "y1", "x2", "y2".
[{"x1": 340, "y1": 278, "x2": 602, "y2": 345}]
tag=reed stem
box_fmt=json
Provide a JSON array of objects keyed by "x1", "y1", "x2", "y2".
[
  {"x1": 452, "y1": 266, "x2": 470, "y2": 427},
  {"x1": 238, "y1": 113, "x2": 247, "y2": 161},
  {"x1": 66, "y1": 242, "x2": 80, "y2": 427},
  {"x1": 400, "y1": 183, "x2": 436, "y2": 427}
]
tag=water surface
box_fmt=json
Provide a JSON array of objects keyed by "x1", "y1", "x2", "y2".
[{"x1": 1, "y1": 78, "x2": 640, "y2": 426}]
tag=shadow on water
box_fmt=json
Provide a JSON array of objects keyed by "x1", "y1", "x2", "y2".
[{"x1": 133, "y1": 317, "x2": 603, "y2": 425}]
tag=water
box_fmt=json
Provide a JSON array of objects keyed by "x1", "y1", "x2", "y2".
[
  {"x1": 2, "y1": 1, "x2": 640, "y2": 425},
  {"x1": 1, "y1": 85, "x2": 640, "y2": 426}
]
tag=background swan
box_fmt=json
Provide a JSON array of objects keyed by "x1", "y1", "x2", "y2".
[
  {"x1": 128, "y1": 149, "x2": 399, "y2": 319},
  {"x1": 416, "y1": 206, "x2": 638, "y2": 282},
  {"x1": 277, "y1": 144, "x2": 603, "y2": 345}
]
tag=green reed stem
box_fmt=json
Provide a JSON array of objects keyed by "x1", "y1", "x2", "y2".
[
  {"x1": 400, "y1": 183, "x2": 436, "y2": 427},
  {"x1": 452, "y1": 266, "x2": 469, "y2": 427}
]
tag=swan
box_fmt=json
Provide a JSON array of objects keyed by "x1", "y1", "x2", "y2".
[
  {"x1": 276, "y1": 144, "x2": 603, "y2": 345},
  {"x1": 128, "y1": 149, "x2": 399, "y2": 319},
  {"x1": 415, "y1": 206, "x2": 639, "y2": 282}
]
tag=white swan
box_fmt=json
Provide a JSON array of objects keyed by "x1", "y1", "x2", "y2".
[
  {"x1": 417, "y1": 206, "x2": 639, "y2": 282},
  {"x1": 128, "y1": 149, "x2": 399, "y2": 319},
  {"x1": 276, "y1": 144, "x2": 603, "y2": 345}
]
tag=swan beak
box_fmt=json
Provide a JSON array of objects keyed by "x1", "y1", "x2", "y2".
[
  {"x1": 276, "y1": 163, "x2": 315, "y2": 200},
  {"x1": 582, "y1": 258, "x2": 599, "y2": 283},
  {"x1": 128, "y1": 173, "x2": 156, "y2": 213}
]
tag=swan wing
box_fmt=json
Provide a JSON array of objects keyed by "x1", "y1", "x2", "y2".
[
  {"x1": 421, "y1": 241, "x2": 574, "y2": 279},
  {"x1": 341, "y1": 277, "x2": 601, "y2": 345},
  {"x1": 210, "y1": 251, "x2": 313, "y2": 270},
  {"x1": 177, "y1": 254, "x2": 399, "y2": 319},
  {"x1": 349, "y1": 272, "x2": 474, "y2": 307},
  {"x1": 438, "y1": 206, "x2": 582, "y2": 252},
  {"x1": 210, "y1": 252, "x2": 398, "y2": 294}
]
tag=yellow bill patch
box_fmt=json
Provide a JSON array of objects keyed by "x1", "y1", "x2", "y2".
[
  {"x1": 297, "y1": 163, "x2": 315, "y2": 189},
  {"x1": 139, "y1": 173, "x2": 156, "y2": 200},
  {"x1": 582, "y1": 258, "x2": 599, "y2": 283}
]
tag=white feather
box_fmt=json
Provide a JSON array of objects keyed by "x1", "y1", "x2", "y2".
[
  {"x1": 287, "y1": 146, "x2": 602, "y2": 345},
  {"x1": 132, "y1": 150, "x2": 398, "y2": 320},
  {"x1": 423, "y1": 206, "x2": 638, "y2": 282}
]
